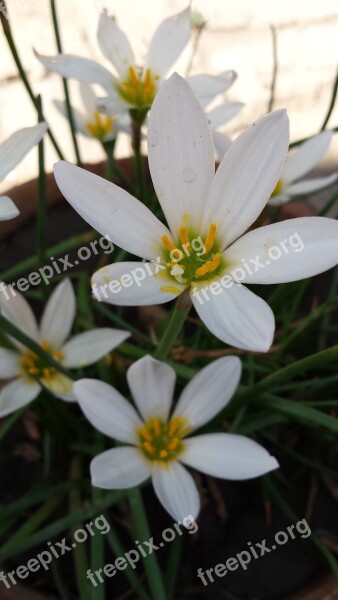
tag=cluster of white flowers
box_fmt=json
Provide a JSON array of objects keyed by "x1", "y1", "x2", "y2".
[{"x1": 1, "y1": 6, "x2": 338, "y2": 523}]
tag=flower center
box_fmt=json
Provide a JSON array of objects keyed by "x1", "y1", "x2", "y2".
[
  {"x1": 85, "y1": 110, "x2": 114, "y2": 140},
  {"x1": 138, "y1": 417, "x2": 189, "y2": 463},
  {"x1": 271, "y1": 178, "x2": 283, "y2": 197},
  {"x1": 115, "y1": 66, "x2": 159, "y2": 108},
  {"x1": 20, "y1": 341, "x2": 63, "y2": 382},
  {"x1": 160, "y1": 223, "x2": 225, "y2": 292}
]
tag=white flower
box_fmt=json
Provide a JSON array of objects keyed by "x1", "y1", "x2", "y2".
[
  {"x1": 269, "y1": 130, "x2": 338, "y2": 206},
  {"x1": 35, "y1": 7, "x2": 191, "y2": 116},
  {"x1": 54, "y1": 74, "x2": 338, "y2": 353},
  {"x1": 54, "y1": 82, "x2": 130, "y2": 143},
  {"x1": 0, "y1": 279, "x2": 130, "y2": 417},
  {"x1": 0, "y1": 123, "x2": 47, "y2": 221},
  {"x1": 74, "y1": 355, "x2": 278, "y2": 522}
]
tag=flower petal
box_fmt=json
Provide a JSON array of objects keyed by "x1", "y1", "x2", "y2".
[
  {"x1": 173, "y1": 356, "x2": 242, "y2": 432},
  {"x1": 0, "y1": 348, "x2": 20, "y2": 379},
  {"x1": 0, "y1": 196, "x2": 20, "y2": 221},
  {"x1": 0, "y1": 123, "x2": 47, "y2": 182},
  {"x1": 97, "y1": 10, "x2": 135, "y2": 79},
  {"x1": 91, "y1": 261, "x2": 184, "y2": 306},
  {"x1": 42, "y1": 373, "x2": 75, "y2": 402},
  {"x1": 91, "y1": 446, "x2": 151, "y2": 489},
  {"x1": 212, "y1": 131, "x2": 232, "y2": 159},
  {"x1": 53, "y1": 99, "x2": 88, "y2": 137},
  {"x1": 145, "y1": 7, "x2": 191, "y2": 78},
  {"x1": 0, "y1": 287, "x2": 39, "y2": 352},
  {"x1": 188, "y1": 71, "x2": 237, "y2": 109},
  {"x1": 283, "y1": 130, "x2": 333, "y2": 185},
  {"x1": 207, "y1": 101, "x2": 244, "y2": 130},
  {"x1": 152, "y1": 460, "x2": 200, "y2": 522},
  {"x1": 191, "y1": 282, "x2": 275, "y2": 352},
  {"x1": 53, "y1": 161, "x2": 170, "y2": 261},
  {"x1": 201, "y1": 110, "x2": 289, "y2": 249},
  {"x1": 224, "y1": 217, "x2": 338, "y2": 284},
  {"x1": 79, "y1": 82, "x2": 97, "y2": 114},
  {"x1": 182, "y1": 433, "x2": 279, "y2": 479},
  {"x1": 127, "y1": 355, "x2": 176, "y2": 422},
  {"x1": 35, "y1": 51, "x2": 114, "y2": 92},
  {"x1": 0, "y1": 378, "x2": 40, "y2": 419},
  {"x1": 74, "y1": 378, "x2": 143, "y2": 443},
  {"x1": 40, "y1": 279, "x2": 75, "y2": 349},
  {"x1": 62, "y1": 328, "x2": 130, "y2": 368},
  {"x1": 148, "y1": 73, "x2": 215, "y2": 236},
  {"x1": 286, "y1": 173, "x2": 338, "y2": 196}
]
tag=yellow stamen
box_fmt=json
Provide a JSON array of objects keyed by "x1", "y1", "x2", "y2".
[
  {"x1": 43, "y1": 368, "x2": 51, "y2": 380},
  {"x1": 151, "y1": 418, "x2": 161, "y2": 436},
  {"x1": 129, "y1": 66, "x2": 139, "y2": 86},
  {"x1": 195, "y1": 252, "x2": 221, "y2": 277},
  {"x1": 179, "y1": 226, "x2": 191, "y2": 250},
  {"x1": 167, "y1": 437, "x2": 180, "y2": 451},
  {"x1": 161, "y1": 235, "x2": 176, "y2": 252},
  {"x1": 143, "y1": 442, "x2": 156, "y2": 454},
  {"x1": 139, "y1": 425, "x2": 153, "y2": 442},
  {"x1": 168, "y1": 417, "x2": 181, "y2": 437},
  {"x1": 204, "y1": 223, "x2": 217, "y2": 254},
  {"x1": 160, "y1": 286, "x2": 182, "y2": 294},
  {"x1": 28, "y1": 367, "x2": 39, "y2": 375},
  {"x1": 41, "y1": 340, "x2": 49, "y2": 350},
  {"x1": 159, "y1": 449, "x2": 169, "y2": 459}
]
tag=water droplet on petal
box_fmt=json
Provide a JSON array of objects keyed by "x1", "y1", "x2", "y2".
[{"x1": 182, "y1": 168, "x2": 196, "y2": 182}]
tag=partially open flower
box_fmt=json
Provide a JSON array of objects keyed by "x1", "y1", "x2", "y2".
[
  {"x1": 75, "y1": 355, "x2": 278, "y2": 522},
  {"x1": 0, "y1": 123, "x2": 47, "y2": 221},
  {"x1": 0, "y1": 279, "x2": 130, "y2": 417}
]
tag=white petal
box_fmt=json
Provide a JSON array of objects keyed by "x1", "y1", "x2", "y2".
[
  {"x1": 225, "y1": 217, "x2": 338, "y2": 284},
  {"x1": 212, "y1": 131, "x2": 232, "y2": 159},
  {"x1": 207, "y1": 102, "x2": 244, "y2": 130},
  {"x1": 152, "y1": 461, "x2": 200, "y2": 522},
  {"x1": 62, "y1": 328, "x2": 130, "y2": 368},
  {"x1": 0, "y1": 378, "x2": 40, "y2": 419},
  {"x1": 95, "y1": 95, "x2": 127, "y2": 116},
  {"x1": 267, "y1": 193, "x2": 290, "y2": 207},
  {"x1": 53, "y1": 99, "x2": 88, "y2": 137},
  {"x1": 0, "y1": 123, "x2": 47, "y2": 182},
  {"x1": 148, "y1": 73, "x2": 215, "y2": 236},
  {"x1": 40, "y1": 279, "x2": 75, "y2": 349},
  {"x1": 74, "y1": 378, "x2": 143, "y2": 443},
  {"x1": 145, "y1": 7, "x2": 191, "y2": 77},
  {"x1": 191, "y1": 282, "x2": 275, "y2": 352},
  {"x1": 35, "y1": 51, "x2": 114, "y2": 92},
  {"x1": 91, "y1": 447, "x2": 150, "y2": 489},
  {"x1": 42, "y1": 373, "x2": 75, "y2": 402},
  {"x1": 182, "y1": 433, "x2": 279, "y2": 480},
  {"x1": 0, "y1": 287, "x2": 39, "y2": 352},
  {"x1": 201, "y1": 110, "x2": 289, "y2": 249},
  {"x1": 0, "y1": 348, "x2": 20, "y2": 379},
  {"x1": 286, "y1": 173, "x2": 338, "y2": 196},
  {"x1": 127, "y1": 355, "x2": 176, "y2": 421},
  {"x1": 188, "y1": 71, "x2": 237, "y2": 109},
  {"x1": 173, "y1": 356, "x2": 241, "y2": 432},
  {"x1": 283, "y1": 130, "x2": 333, "y2": 185},
  {"x1": 97, "y1": 10, "x2": 135, "y2": 79},
  {"x1": 53, "y1": 161, "x2": 170, "y2": 261},
  {"x1": 0, "y1": 196, "x2": 20, "y2": 221},
  {"x1": 79, "y1": 82, "x2": 97, "y2": 114},
  {"x1": 91, "y1": 261, "x2": 184, "y2": 306}
]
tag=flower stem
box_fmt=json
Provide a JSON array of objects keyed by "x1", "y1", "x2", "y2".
[
  {"x1": 103, "y1": 140, "x2": 115, "y2": 182},
  {"x1": 154, "y1": 298, "x2": 191, "y2": 361},
  {"x1": 131, "y1": 119, "x2": 147, "y2": 201},
  {"x1": 0, "y1": 5, "x2": 64, "y2": 160},
  {"x1": 50, "y1": 0, "x2": 82, "y2": 166},
  {"x1": 127, "y1": 487, "x2": 167, "y2": 600},
  {"x1": 36, "y1": 96, "x2": 47, "y2": 273}
]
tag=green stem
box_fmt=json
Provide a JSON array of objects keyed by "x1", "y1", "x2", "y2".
[
  {"x1": 50, "y1": 0, "x2": 82, "y2": 166},
  {"x1": 69, "y1": 456, "x2": 90, "y2": 600},
  {"x1": 131, "y1": 119, "x2": 147, "y2": 201},
  {"x1": 0, "y1": 313, "x2": 73, "y2": 379},
  {"x1": 103, "y1": 140, "x2": 115, "y2": 182},
  {"x1": 154, "y1": 302, "x2": 191, "y2": 361},
  {"x1": 0, "y1": 6, "x2": 64, "y2": 159},
  {"x1": 321, "y1": 66, "x2": 338, "y2": 131},
  {"x1": 127, "y1": 487, "x2": 167, "y2": 600},
  {"x1": 36, "y1": 96, "x2": 47, "y2": 271}
]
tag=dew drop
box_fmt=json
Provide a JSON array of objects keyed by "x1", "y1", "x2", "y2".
[{"x1": 182, "y1": 168, "x2": 196, "y2": 182}]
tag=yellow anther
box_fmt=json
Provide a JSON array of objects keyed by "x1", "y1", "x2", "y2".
[
  {"x1": 179, "y1": 226, "x2": 191, "y2": 250},
  {"x1": 161, "y1": 235, "x2": 176, "y2": 252},
  {"x1": 53, "y1": 350, "x2": 63, "y2": 360},
  {"x1": 167, "y1": 437, "x2": 180, "y2": 451},
  {"x1": 28, "y1": 367, "x2": 39, "y2": 375},
  {"x1": 139, "y1": 425, "x2": 153, "y2": 442},
  {"x1": 129, "y1": 66, "x2": 139, "y2": 86},
  {"x1": 272, "y1": 178, "x2": 283, "y2": 196},
  {"x1": 160, "y1": 286, "x2": 182, "y2": 294},
  {"x1": 168, "y1": 417, "x2": 181, "y2": 437},
  {"x1": 204, "y1": 223, "x2": 217, "y2": 254},
  {"x1": 43, "y1": 368, "x2": 51, "y2": 380},
  {"x1": 159, "y1": 450, "x2": 169, "y2": 459},
  {"x1": 41, "y1": 340, "x2": 49, "y2": 350},
  {"x1": 143, "y1": 442, "x2": 156, "y2": 454},
  {"x1": 151, "y1": 418, "x2": 161, "y2": 436},
  {"x1": 195, "y1": 252, "x2": 221, "y2": 278}
]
